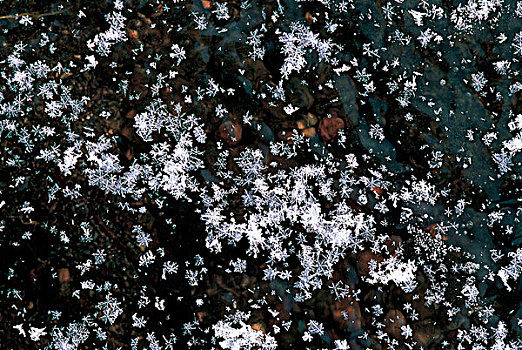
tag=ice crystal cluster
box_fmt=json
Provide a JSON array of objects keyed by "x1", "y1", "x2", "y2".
[{"x1": 1, "y1": 0, "x2": 522, "y2": 349}]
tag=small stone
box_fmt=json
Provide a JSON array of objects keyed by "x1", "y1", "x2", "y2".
[
  {"x1": 318, "y1": 116, "x2": 345, "y2": 143},
  {"x1": 125, "y1": 109, "x2": 137, "y2": 119},
  {"x1": 58, "y1": 268, "x2": 70, "y2": 283},
  {"x1": 301, "y1": 127, "x2": 316, "y2": 138},
  {"x1": 277, "y1": 130, "x2": 294, "y2": 144},
  {"x1": 413, "y1": 322, "x2": 442, "y2": 346},
  {"x1": 197, "y1": 311, "x2": 207, "y2": 322},
  {"x1": 127, "y1": 29, "x2": 139, "y2": 40},
  {"x1": 251, "y1": 322, "x2": 266, "y2": 333},
  {"x1": 218, "y1": 121, "x2": 242, "y2": 146},
  {"x1": 305, "y1": 112, "x2": 318, "y2": 126},
  {"x1": 383, "y1": 309, "x2": 407, "y2": 339},
  {"x1": 356, "y1": 250, "x2": 382, "y2": 276}
]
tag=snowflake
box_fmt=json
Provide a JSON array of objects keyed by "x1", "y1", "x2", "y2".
[
  {"x1": 132, "y1": 313, "x2": 147, "y2": 328},
  {"x1": 96, "y1": 293, "x2": 123, "y2": 325},
  {"x1": 471, "y1": 72, "x2": 487, "y2": 92},
  {"x1": 139, "y1": 250, "x2": 156, "y2": 267},
  {"x1": 513, "y1": 31, "x2": 522, "y2": 55},
  {"x1": 213, "y1": 3, "x2": 230, "y2": 20},
  {"x1": 134, "y1": 226, "x2": 153, "y2": 247}
]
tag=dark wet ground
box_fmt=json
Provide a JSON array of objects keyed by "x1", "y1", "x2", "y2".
[{"x1": 0, "y1": 0, "x2": 521, "y2": 349}]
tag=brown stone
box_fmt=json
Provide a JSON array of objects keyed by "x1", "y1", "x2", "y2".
[
  {"x1": 318, "y1": 116, "x2": 345, "y2": 143},
  {"x1": 383, "y1": 309, "x2": 407, "y2": 339},
  {"x1": 298, "y1": 113, "x2": 318, "y2": 128},
  {"x1": 426, "y1": 223, "x2": 448, "y2": 240},
  {"x1": 218, "y1": 121, "x2": 242, "y2": 146},
  {"x1": 301, "y1": 127, "x2": 316, "y2": 138},
  {"x1": 251, "y1": 322, "x2": 266, "y2": 333},
  {"x1": 384, "y1": 235, "x2": 402, "y2": 254},
  {"x1": 356, "y1": 250, "x2": 382, "y2": 276},
  {"x1": 332, "y1": 299, "x2": 362, "y2": 333},
  {"x1": 413, "y1": 323, "x2": 441, "y2": 347},
  {"x1": 125, "y1": 148, "x2": 134, "y2": 160},
  {"x1": 296, "y1": 119, "x2": 307, "y2": 130},
  {"x1": 277, "y1": 130, "x2": 294, "y2": 144},
  {"x1": 197, "y1": 311, "x2": 207, "y2": 322},
  {"x1": 125, "y1": 109, "x2": 137, "y2": 119},
  {"x1": 372, "y1": 187, "x2": 384, "y2": 196},
  {"x1": 127, "y1": 29, "x2": 139, "y2": 40},
  {"x1": 58, "y1": 268, "x2": 70, "y2": 283}
]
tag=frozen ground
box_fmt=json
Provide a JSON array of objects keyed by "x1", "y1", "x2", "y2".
[{"x1": 0, "y1": 0, "x2": 521, "y2": 349}]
